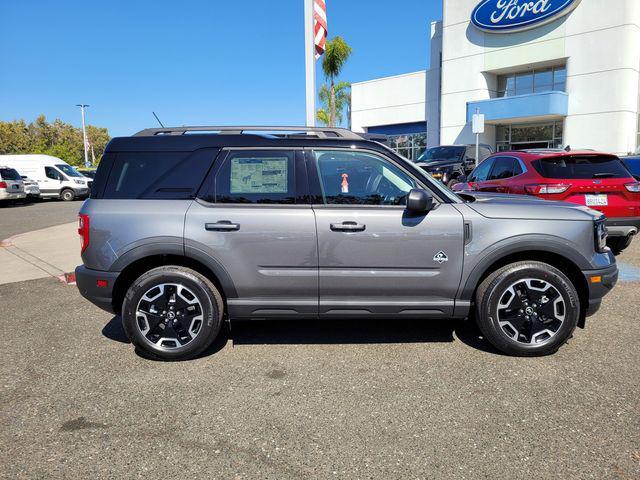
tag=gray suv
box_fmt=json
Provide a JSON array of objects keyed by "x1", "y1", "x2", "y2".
[{"x1": 76, "y1": 126, "x2": 618, "y2": 360}]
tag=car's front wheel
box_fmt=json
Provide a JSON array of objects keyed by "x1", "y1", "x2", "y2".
[
  {"x1": 475, "y1": 261, "x2": 580, "y2": 356},
  {"x1": 122, "y1": 266, "x2": 224, "y2": 360},
  {"x1": 60, "y1": 189, "x2": 75, "y2": 201}
]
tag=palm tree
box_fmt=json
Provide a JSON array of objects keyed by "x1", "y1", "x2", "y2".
[
  {"x1": 317, "y1": 82, "x2": 351, "y2": 126},
  {"x1": 316, "y1": 36, "x2": 352, "y2": 127}
]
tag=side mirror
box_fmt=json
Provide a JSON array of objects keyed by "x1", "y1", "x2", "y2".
[{"x1": 406, "y1": 189, "x2": 434, "y2": 213}]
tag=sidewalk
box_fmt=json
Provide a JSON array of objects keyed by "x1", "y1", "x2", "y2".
[{"x1": 0, "y1": 222, "x2": 80, "y2": 285}]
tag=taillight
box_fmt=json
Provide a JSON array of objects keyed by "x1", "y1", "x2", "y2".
[
  {"x1": 78, "y1": 214, "x2": 90, "y2": 253},
  {"x1": 0, "y1": 181, "x2": 7, "y2": 188},
  {"x1": 624, "y1": 182, "x2": 640, "y2": 192},
  {"x1": 524, "y1": 184, "x2": 570, "y2": 195}
]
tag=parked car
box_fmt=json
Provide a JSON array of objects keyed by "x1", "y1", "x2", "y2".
[
  {"x1": 0, "y1": 154, "x2": 91, "y2": 201},
  {"x1": 621, "y1": 155, "x2": 640, "y2": 179},
  {"x1": 20, "y1": 176, "x2": 41, "y2": 199},
  {"x1": 77, "y1": 167, "x2": 97, "y2": 179},
  {"x1": 453, "y1": 149, "x2": 640, "y2": 254},
  {"x1": 0, "y1": 166, "x2": 26, "y2": 203},
  {"x1": 414, "y1": 144, "x2": 493, "y2": 187},
  {"x1": 76, "y1": 126, "x2": 617, "y2": 360}
]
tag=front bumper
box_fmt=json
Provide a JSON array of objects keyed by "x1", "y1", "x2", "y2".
[
  {"x1": 75, "y1": 265, "x2": 120, "y2": 314},
  {"x1": 582, "y1": 264, "x2": 619, "y2": 317},
  {"x1": 74, "y1": 187, "x2": 90, "y2": 198},
  {"x1": 605, "y1": 217, "x2": 640, "y2": 237}
]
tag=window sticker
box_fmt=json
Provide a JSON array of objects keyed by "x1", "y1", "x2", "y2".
[
  {"x1": 230, "y1": 157, "x2": 288, "y2": 194},
  {"x1": 341, "y1": 173, "x2": 349, "y2": 193}
]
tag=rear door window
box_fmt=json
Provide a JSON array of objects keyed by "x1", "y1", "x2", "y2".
[
  {"x1": 468, "y1": 158, "x2": 494, "y2": 182},
  {"x1": 211, "y1": 150, "x2": 297, "y2": 204},
  {"x1": 533, "y1": 155, "x2": 631, "y2": 179},
  {"x1": 488, "y1": 157, "x2": 518, "y2": 180},
  {"x1": 102, "y1": 149, "x2": 218, "y2": 199}
]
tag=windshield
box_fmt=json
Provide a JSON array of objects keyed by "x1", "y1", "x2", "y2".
[
  {"x1": 0, "y1": 168, "x2": 21, "y2": 181},
  {"x1": 417, "y1": 146, "x2": 465, "y2": 163},
  {"x1": 533, "y1": 155, "x2": 631, "y2": 180},
  {"x1": 55, "y1": 164, "x2": 83, "y2": 178}
]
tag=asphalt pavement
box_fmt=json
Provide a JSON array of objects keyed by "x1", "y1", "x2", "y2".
[
  {"x1": 0, "y1": 200, "x2": 81, "y2": 238},
  {"x1": 1, "y1": 243, "x2": 639, "y2": 478}
]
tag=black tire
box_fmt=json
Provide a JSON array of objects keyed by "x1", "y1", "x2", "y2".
[
  {"x1": 475, "y1": 261, "x2": 580, "y2": 357},
  {"x1": 122, "y1": 266, "x2": 224, "y2": 360},
  {"x1": 60, "y1": 189, "x2": 75, "y2": 201},
  {"x1": 446, "y1": 177, "x2": 459, "y2": 188},
  {"x1": 607, "y1": 236, "x2": 632, "y2": 256}
]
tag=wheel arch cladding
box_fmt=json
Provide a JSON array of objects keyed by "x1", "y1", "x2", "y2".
[
  {"x1": 111, "y1": 253, "x2": 236, "y2": 315},
  {"x1": 462, "y1": 244, "x2": 589, "y2": 327}
]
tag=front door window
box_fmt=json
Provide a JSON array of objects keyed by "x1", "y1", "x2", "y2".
[{"x1": 313, "y1": 150, "x2": 416, "y2": 206}]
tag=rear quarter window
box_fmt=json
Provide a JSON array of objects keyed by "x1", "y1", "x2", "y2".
[
  {"x1": 101, "y1": 149, "x2": 219, "y2": 199},
  {"x1": 532, "y1": 155, "x2": 631, "y2": 179}
]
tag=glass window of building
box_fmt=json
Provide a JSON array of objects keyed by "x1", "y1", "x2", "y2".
[
  {"x1": 497, "y1": 65, "x2": 567, "y2": 97},
  {"x1": 496, "y1": 122, "x2": 564, "y2": 151}
]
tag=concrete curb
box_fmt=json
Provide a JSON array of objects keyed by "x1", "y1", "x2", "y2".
[{"x1": 1, "y1": 223, "x2": 78, "y2": 286}]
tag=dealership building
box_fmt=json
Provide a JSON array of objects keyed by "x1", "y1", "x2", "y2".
[{"x1": 351, "y1": 0, "x2": 640, "y2": 159}]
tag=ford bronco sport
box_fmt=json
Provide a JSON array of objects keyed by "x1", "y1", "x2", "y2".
[{"x1": 76, "y1": 126, "x2": 618, "y2": 360}]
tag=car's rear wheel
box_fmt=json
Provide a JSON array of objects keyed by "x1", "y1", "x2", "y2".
[
  {"x1": 122, "y1": 266, "x2": 224, "y2": 360},
  {"x1": 475, "y1": 261, "x2": 580, "y2": 356},
  {"x1": 60, "y1": 189, "x2": 75, "y2": 201}
]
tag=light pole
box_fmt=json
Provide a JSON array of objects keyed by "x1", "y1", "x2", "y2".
[{"x1": 76, "y1": 104, "x2": 90, "y2": 167}]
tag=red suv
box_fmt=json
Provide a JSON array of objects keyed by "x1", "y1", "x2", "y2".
[{"x1": 453, "y1": 149, "x2": 640, "y2": 254}]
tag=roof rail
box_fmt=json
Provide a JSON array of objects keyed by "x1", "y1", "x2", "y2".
[{"x1": 133, "y1": 126, "x2": 365, "y2": 140}]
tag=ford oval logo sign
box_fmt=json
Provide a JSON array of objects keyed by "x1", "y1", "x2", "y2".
[{"x1": 472, "y1": 0, "x2": 581, "y2": 33}]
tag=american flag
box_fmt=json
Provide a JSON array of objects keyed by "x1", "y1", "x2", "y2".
[{"x1": 314, "y1": 0, "x2": 327, "y2": 59}]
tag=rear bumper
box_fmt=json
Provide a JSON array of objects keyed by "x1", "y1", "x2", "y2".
[
  {"x1": 75, "y1": 265, "x2": 120, "y2": 314},
  {"x1": 0, "y1": 191, "x2": 26, "y2": 200},
  {"x1": 605, "y1": 217, "x2": 640, "y2": 237},
  {"x1": 582, "y1": 264, "x2": 619, "y2": 317}
]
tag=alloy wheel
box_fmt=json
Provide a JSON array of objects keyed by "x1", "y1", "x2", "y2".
[
  {"x1": 135, "y1": 283, "x2": 204, "y2": 349},
  {"x1": 496, "y1": 278, "x2": 566, "y2": 345}
]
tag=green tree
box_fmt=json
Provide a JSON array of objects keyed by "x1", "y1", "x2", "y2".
[
  {"x1": 317, "y1": 81, "x2": 351, "y2": 127},
  {"x1": 316, "y1": 36, "x2": 352, "y2": 127},
  {"x1": 0, "y1": 115, "x2": 110, "y2": 166}
]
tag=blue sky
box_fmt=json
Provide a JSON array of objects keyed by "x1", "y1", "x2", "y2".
[{"x1": 0, "y1": 0, "x2": 442, "y2": 137}]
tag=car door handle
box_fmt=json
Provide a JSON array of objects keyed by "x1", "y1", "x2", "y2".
[
  {"x1": 330, "y1": 221, "x2": 366, "y2": 232},
  {"x1": 205, "y1": 221, "x2": 240, "y2": 231}
]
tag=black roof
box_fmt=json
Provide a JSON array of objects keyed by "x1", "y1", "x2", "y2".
[{"x1": 106, "y1": 126, "x2": 384, "y2": 153}]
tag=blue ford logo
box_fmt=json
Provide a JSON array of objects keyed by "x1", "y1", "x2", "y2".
[{"x1": 471, "y1": 0, "x2": 581, "y2": 33}]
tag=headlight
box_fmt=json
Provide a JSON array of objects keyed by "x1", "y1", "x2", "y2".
[
  {"x1": 594, "y1": 218, "x2": 608, "y2": 253},
  {"x1": 73, "y1": 179, "x2": 85, "y2": 185}
]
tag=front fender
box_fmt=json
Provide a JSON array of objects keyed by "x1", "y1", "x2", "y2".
[{"x1": 457, "y1": 233, "x2": 593, "y2": 303}]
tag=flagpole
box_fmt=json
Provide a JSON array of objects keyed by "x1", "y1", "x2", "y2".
[
  {"x1": 304, "y1": 0, "x2": 316, "y2": 127},
  {"x1": 76, "y1": 104, "x2": 90, "y2": 167}
]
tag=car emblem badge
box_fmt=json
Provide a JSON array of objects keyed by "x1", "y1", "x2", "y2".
[{"x1": 433, "y1": 251, "x2": 449, "y2": 264}]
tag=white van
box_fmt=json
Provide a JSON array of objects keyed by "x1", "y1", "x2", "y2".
[{"x1": 0, "y1": 154, "x2": 91, "y2": 201}]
